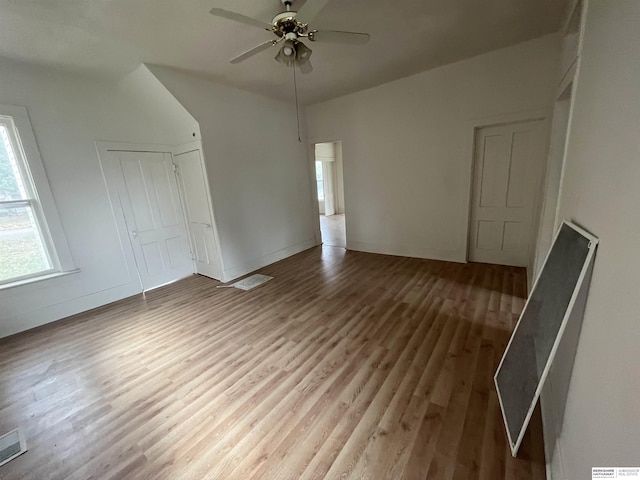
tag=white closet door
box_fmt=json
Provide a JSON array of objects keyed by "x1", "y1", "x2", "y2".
[
  {"x1": 174, "y1": 149, "x2": 222, "y2": 280},
  {"x1": 115, "y1": 151, "x2": 193, "y2": 290},
  {"x1": 469, "y1": 120, "x2": 545, "y2": 267}
]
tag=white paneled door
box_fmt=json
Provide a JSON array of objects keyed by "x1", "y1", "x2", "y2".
[
  {"x1": 469, "y1": 120, "x2": 546, "y2": 267},
  {"x1": 114, "y1": 151, "x2": 193, "y2": 290},
  {"x1": 174, "y1": 149, "x2": 222, "y2": 280}
]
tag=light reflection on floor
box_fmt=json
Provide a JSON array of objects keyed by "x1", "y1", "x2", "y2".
[{"x1": 319, "y1": 214, "x2": 345, "y2": 248}]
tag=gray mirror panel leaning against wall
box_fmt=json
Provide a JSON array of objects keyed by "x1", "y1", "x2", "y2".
[{"x1": 495, "y1": 221, "x2": 598, "y2": 456}]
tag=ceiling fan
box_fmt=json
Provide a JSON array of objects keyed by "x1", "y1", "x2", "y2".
[{"x1": 210, "y1": 0, "x2": 371, "y2": 74}]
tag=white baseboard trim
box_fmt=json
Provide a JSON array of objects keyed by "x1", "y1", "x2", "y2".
[
  {"x1": 346, "y1": 240, "x2": 466, "y2": 264},
  {"x1": 0, "y1": 282, "x2": 142, "y2": 339},
  {"x1": 548, "y1": 437, "x2": 566, "y2": 480},
  {"x1": 222, "y1": 238, "x2": 317, "y2": 282},
  {"x1": 541, "y1": 391, "x2": 555, "y2": 480},
  {"x1": 541, "y1": 380, "x2": 567, "y2": 480}
]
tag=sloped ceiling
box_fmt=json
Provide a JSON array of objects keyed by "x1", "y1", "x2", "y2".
[{"x1": 0, "y1": 0, "x2": 568, "y2": 104}]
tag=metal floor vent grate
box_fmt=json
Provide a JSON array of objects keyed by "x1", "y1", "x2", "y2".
[
  {"x1": 218, "y1": 274, "x2": 274, "y2": 291},
  {"x1": 231, "y1": 274, "x2": 273, "y2": 291},
  {"x1": 0, "y1": 428, "x2": 26, "y2": 467}
]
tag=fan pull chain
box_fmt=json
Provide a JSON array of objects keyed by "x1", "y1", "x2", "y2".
[{"x1": 293, "y1": 63, "x2": 302, "y2": 142}]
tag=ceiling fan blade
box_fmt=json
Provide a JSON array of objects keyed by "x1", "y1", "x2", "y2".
[
  {"x1": 230, "y1": 40, "x2": 275, "y2": 64},
  {"x1": 296, "y1": 0, "x2": 332, "y2": 22},
  {"x1": 309, "y1": 30, "x2": 370, "y2": 45},
  {"x1": 298, "y1": 60, "x2": 313, "y2": 74},
  {"x1": 209, "y1": 8, "x2": 272, "y2": 30}
]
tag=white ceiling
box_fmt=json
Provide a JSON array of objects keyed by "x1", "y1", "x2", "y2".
[{"x1": 0, "y1": 0, "x2": 568, "y2": 105}]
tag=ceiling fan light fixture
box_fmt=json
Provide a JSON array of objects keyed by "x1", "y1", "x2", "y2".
[
  {"x1": 211, "y1": 0, "x2": 370, "y2": 68},
  {"x1": 295, "y1": 41, "x2": 312, "y2": 65},
  {"x1": 275, "y1": 40, "x2": 297, "y2": 66},
  {"x1": 210, "y1": 0, "x2": 370, "y2": 142}
]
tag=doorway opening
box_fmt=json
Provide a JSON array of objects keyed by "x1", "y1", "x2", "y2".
[{"x1": 314, "y1": 141, "x2": 345, "y2": 248}]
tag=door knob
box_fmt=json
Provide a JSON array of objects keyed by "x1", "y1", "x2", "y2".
[{"x1": 131, "y1": 230, "x2": 138, "y2": 238}]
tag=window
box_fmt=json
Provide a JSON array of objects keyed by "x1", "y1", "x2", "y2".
[
  {"x1": 0, "y1": 106, "x2": 74, "y2": 286},
  {"x1": 315, "y1": 161, "x2": 324, "y2": 201}
]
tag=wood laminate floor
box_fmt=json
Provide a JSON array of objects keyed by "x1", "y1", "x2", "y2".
[{"x1": 0, "y1": 246, "x2": 545, "y2": 480}]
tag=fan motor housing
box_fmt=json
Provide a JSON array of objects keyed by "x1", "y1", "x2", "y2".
[{"x1": 272, "y1": 12, "x2": 308, "y2": 37}]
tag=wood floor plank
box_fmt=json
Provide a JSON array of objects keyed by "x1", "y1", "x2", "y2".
[{"x1": 0, "y1": 246, "x2": 545, "y2": 480}]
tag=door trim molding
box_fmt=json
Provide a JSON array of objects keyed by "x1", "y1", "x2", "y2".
[
  {"x1": 462, "y1": 109, "x2": 550, "y2": 266},
  {"x1": 307, "y1": 141, "x2": 324, "y2": 246},
  {"x1": 95, "y1": 141, "x2": 175, "y2": 154},
  {"x1": 173, "y1": 140, "x2": 202, "y2": 156}
]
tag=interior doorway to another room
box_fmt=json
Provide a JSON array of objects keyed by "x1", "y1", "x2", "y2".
[{"x1": 314, "y1": 141, "x2": 345, "y2": 248}]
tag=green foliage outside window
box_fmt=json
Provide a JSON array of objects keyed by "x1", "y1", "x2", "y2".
[{"x1": 0, "y1": 134, "x2": 21, "y2": 200}]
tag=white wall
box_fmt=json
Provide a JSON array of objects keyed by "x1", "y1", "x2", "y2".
[
  {"x1": 146, "y1": 66, "x2": 317, "y2": 281},
  {"x1": 0, "y1": 58, "x2": 198, "y2": 338},
  {"x1": 549, "y1": 1, "x2": 640, "y2": 477},
  {"x1": 118, "y1": 65, "x2": 201, "y2": 142},
  {"x1": 306, "y1": 35, "x2": 560, "y2": 262}
]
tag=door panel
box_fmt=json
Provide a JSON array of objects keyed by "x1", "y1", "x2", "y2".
[
  {"x1": 190, "y1": 223, "x2": 218, "y2": 265},
  {"x1": 469, "y1": 120, "x2": 545, "y2": 267},
  {"x1": 148, "y1": 159, "x2": 181, "y2": 227},
  {"x1": 120, "y1": 160, "x2": 154, "y2": 232},
  {"x1": 479, "y1": 134, "x2": 510, "y2": 207},
  {"x1": 166, "y1": 236, "x2": 190, "y2": 267},
  {"x1": 140, "y1": 243, "x2": 164, "y2": 275},
  {"x1": 503, "y1": 221, "x2": 525, "y2": 252},
  {"x1": 116, "y1": 151, "x2": 194, "y2": 289},
  {"x1": 506, "y1": 131, "x2": 532, "y2": 207},
  {"x1": 174, "y1": 149, "x2": 222, "y2": 280},
  {"x1": 477, "y1": 220, "x2": 503, "y2": 250}
]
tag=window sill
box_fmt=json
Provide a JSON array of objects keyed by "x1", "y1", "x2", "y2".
[{"x1": 0, "y1": 269, "x2": 81, "y2": 291}]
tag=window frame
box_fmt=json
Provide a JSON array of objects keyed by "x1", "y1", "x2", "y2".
[{"x1": 0, "y1": 104, "x2": 75, "y2": 287}]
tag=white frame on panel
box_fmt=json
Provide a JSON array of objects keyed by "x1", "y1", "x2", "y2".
[{"x1": 494, "y1": 219, "x2": 598, "y2": 456}]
